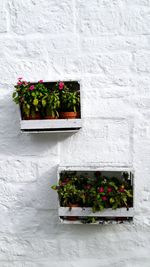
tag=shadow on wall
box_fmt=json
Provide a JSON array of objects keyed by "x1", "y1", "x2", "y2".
[{"x1": 0, "y1": 97, "x2": 59, "y2": 157}]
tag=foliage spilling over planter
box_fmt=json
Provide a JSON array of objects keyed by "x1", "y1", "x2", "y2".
[
  {"x1": 12, "y1": 78, "x2": 80, "y2": 120},
  {"x1": 51, "y1": 171, "x2": 133, "y2": 212}
]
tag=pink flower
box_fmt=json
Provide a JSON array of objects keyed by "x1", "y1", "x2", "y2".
[
  {"x1": 107, "y1": 187, "x2": 112, "y2": 193},
  {"x1": 38, "y1": 80, "x2": 43, "y2": 83},
  {"x1": 59, "y1": 82, "x2": 64, "y2": 90},
  {"x1": 18, "y1": 77, "x2": 23, "y2": 80},
  {"x1": 98, "y1": 187, "x2": 104, "y2": 193},
  {"x1": 30, "y1": 85, "x2": 35, "y2": 91},
  {"x1": 102, "y1": 196, "x2": 107, "y2": 201},
  {"x1": 17, "y1": 81, "x2": 22, "y2": 85}
]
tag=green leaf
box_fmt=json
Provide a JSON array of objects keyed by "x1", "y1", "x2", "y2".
[
  {"x1": 42, "y1": 99, "x2": 46, "y2": 107},
  {"x1": 110, "y1": 198, "x2": 115, "y2": 204},
  {"x1": 12, "y1": 92, "x2": 16, "y2": 98},
  {"x1": 33, "y1": 98, "x2": 38, "y2": 106}
]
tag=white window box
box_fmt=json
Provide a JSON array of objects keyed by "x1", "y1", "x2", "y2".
[
  {"x1": 19, "y1": 80, "x2": 82, "y2": 133},
  {"x1": 57, "y1": 166, "x2": 134, "y2": 224},
  {"x1": 20, "y1": 118, "x2": 82, "y2": 133}
]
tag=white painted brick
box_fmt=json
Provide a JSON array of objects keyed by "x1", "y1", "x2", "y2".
[
  {"x1": 80, "y1": 36, "x2": 149, "y2": 53},
  {"x1": 82, "y1": 93, "x2": 137, "y2": 118},
  {"x1": 53, "y1": 52, "x2": 132, "y2": 76},
  {"x1": 0, "y1": 9, "x2": 8, "y2": 33},
  {"x1": 0, "y1": 37, "x2": 47, "y2": 60},
  {"x1": 0, "y1": 58, "x2": 50, "y2": 84},
  {"x1": 0, "y1": 159, "x2": 37, "y2": 182},
  {"x1": 0, "y1": 0, "x2": 150, "y2": 265},
  {"x1": 121, "y1": 6, "x2": 150, "y2": 34},
  {"x1": 60, "y1": 118, "x2": 131, "y2": 165},
  {"x1": 77, "y1": 0, "x2": 122, "y2": 35},
  {"x1": 9, "y1": 0, "x2": 74, "y2": 35},
  {"x1": 134, "y1": 52, "x2": 150, "y2": 73}
]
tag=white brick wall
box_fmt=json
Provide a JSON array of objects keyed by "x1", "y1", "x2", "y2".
[{"x1": 0, "y1": 0, "x2": 150, "y2": 266}]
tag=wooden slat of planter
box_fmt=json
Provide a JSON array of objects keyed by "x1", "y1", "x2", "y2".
[
  {"x1": 59, "y1": 207, "x2": 134, "y2": 217},
  {"x1": 59, "y1": 219, "x2": 132, "y2": 225},
  {"x1": 20, "y1": 119, "x2": 82, "y2": 131}
]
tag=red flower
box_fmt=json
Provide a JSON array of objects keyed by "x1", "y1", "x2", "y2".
[
  {"x1": 59, "y1": 82, "x2": 64, "y2": 90},
  {"x1": 107, "y1": 187, "x2": 112, "y2": 193},
  {"x1": 38, "y1": 80, "x2": 43, "y2": 83},
  {"x1": 102, "y1": 196, "x2": 107, "y2": 201},
  {"x1": 30, "y1": 85, "x2": 35, "y2": 91},
  {"x1": 98, "y1": 187, "x2": 104, "y2": 193}
]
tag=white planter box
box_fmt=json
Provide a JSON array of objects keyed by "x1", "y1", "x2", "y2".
[
  {"x1": 59, "y1": 207, "x2": 134, "y2": 217},
  {"x1": 20, "y1": 118, "x2": 82, "y2": 133},
  {"x1": 19, "y1": 80, "x2": 82, "y2": 133},
  {"x1": 57, "y1": 166, "x2": 134, "y2": 224}
]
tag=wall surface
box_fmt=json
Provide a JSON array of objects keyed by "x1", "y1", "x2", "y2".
[{"x1": 0, "y1": 0, "x2": 150, "y2": 266}]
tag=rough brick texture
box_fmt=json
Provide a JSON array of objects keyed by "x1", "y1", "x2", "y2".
[{"x1": 0, "y1": 0, "x2": 150, "y2": 266}]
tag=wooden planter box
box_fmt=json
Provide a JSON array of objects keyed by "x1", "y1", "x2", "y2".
[
  {"x1": 20, "y1": 81, "x2": 82, "y2": 133},
  {"x1": 20, "y1": 119, "x2": 82, "y2": 133},
  {"x1": 57, "y1": 166, "x2": 134, "y2": 224}
]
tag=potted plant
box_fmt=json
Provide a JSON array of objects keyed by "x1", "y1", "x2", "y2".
[
  {"x1": 57, "y1": 82, "x2": 80, "y2": 119},
  {"x1": 43, "y1": 90, "x2": 60, "y2": 119},
  {"x1": 51, "y1": 171, "x2": 133, "y2": 221},
  {"x1": 13, "y1": 79, "x2": 81, "y2": 121},
  {"x1": 52, "y1": 175, "x2": 86, "y2": 208},
  {"x1": 12, "y1": 78, "x2": 48, "y2": 119}
]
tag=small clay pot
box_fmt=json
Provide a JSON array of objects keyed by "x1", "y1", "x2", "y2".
[
  {"x1": 44, "y1": 115, "x2": 57, "y2": 120},
  {"x1": 59, "y1": 112, "x2": 78, "y2": 119},
  {"x1": 67, "y1": 203, "x2": 79, "y2": 221},
  {"x1": 23, "y1": 113, "x2": 41, "y2": 120}
]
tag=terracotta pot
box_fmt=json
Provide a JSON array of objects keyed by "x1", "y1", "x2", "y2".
[
  {"x1": 67, "y1": 203, "x2": 79, "y2": 221},
  {"x1": 59, "y1": 111, "x2": 78, "y2": 119},
  {"x1": 23, "y1": 113, "x2": 41, "y2": 120},
  {"x1": 44, "y1": 115, "x2": 57, "y2": 120}
]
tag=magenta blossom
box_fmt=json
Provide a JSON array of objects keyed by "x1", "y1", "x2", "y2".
[
  {"x1": 30, "y1": 85, "x2": 35, "y2": 91},
  {"x1": 107, "y1": 187, "x2": 112, "y2": 193},
  {"x1": 102, "y1": 196, "x2": 107, "y2": 201},
  {"x1": 38, "y1": 80, "x2": 43, "y2": 83},
  {"x1": 17, "y1": 81, "x2": 22, "y2": 85},
  {"x1": 98, "y1": 187, "x2": 104, "y2": 193},
  {"x1": 59, "y1": 82, "x2": 64, "y2": 90}
]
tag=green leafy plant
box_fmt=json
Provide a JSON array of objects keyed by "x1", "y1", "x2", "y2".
[
  {"x1": 12, "y1": 79, "x2": 80, "y2": 119},
  {"x1": 51, "y1": 172, "x2": 133, "y2": 212},
  {"x1": 57, "y1": 82, "x2": 80, "y2": 113},
  {"x1": 52, "y1": 175, "x2": 86, "y2": 207},
  {"x1": 39, "y1": 87, "x2": 60, "y2": 118},
  {"x1": 12, "y1": 78, "x2": 48, "y2": 118}
]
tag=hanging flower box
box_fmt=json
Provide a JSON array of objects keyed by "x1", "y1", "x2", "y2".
[
  {"x1": 52, "y1": 167, "x2": 134, "y2": 224},
  {"x1": 12, "y1": 78, "x2": 82, "y2": 133}
]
